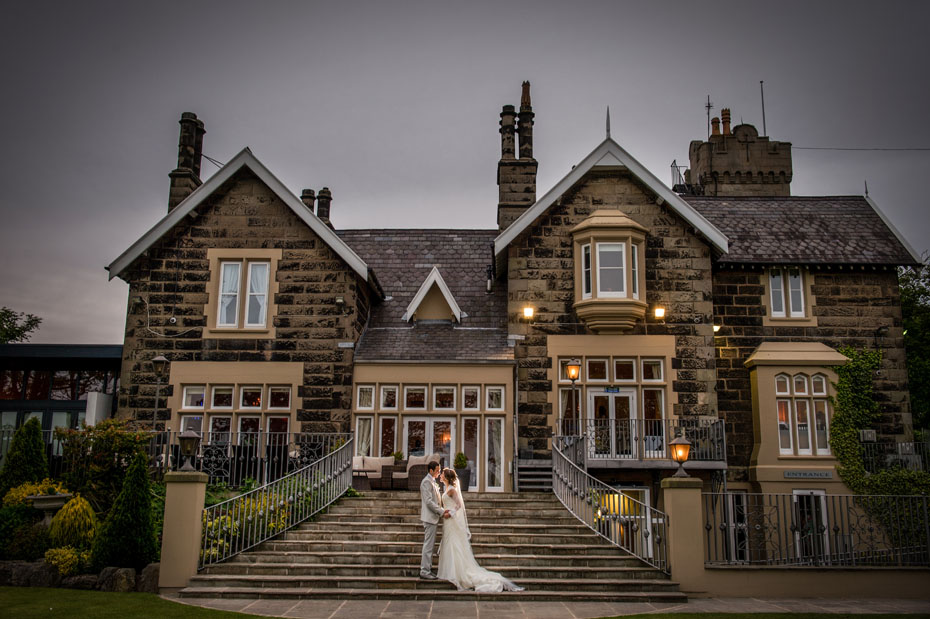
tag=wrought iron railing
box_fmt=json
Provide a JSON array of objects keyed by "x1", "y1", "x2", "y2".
[
  {"x1": 861, "y1": 442, "x2": 929, "y2": 474},
  {"x1": 0, "y1": 429, "x2": 69, "y2": 478},
  {"x1": 199, "y1": 436, "x2": 353, "y2": 568},
  {"x1": 558, "y1": 418, "x2": 725, "y2": 462},
  {"x1": 703, "y1": 491, "x2": 930, "y2": 567},
  {"x1": 552, "y1": 436, "x2": 668, "y2": 572}
]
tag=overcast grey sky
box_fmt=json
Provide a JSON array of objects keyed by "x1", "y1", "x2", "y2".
[{"x1": 1, "y1": 1, "x2": 927, "y2": 344}]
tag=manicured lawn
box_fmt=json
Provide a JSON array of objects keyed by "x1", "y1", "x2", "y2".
[
  {"x1": 0, "y1": 587, "x2": 264, "y2": 618},
  {"x1": 603, "y1": 616, "x2": 929, "y2": 619}
]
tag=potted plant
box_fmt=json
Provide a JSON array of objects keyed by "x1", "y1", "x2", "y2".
[{"x1": 453, "y1": 452, "x2": 471, "y2": 492}]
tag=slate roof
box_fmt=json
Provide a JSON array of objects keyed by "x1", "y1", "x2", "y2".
[
  {"x1": 685, "y1": 196, "x2": 919, "y2": 266},
  {"x1": 336, "y1": 229, "x2": 512, "y2": 363}
]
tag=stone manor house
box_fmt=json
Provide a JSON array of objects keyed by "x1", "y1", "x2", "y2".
[{"x1": 102, "y1": 82, "x2": 919, "y2": 502}]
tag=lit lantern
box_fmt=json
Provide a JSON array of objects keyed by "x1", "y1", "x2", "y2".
[
  {"x1": 654, "y1": 307, "x2": 666, "y2": 319},
  {"x1": 669, "y1": 435, "x2": 691, "y2": 478},
  {"x1": 523, "y1": 306, "x2": 534, "y2": 320},
  {"x1": 566, "y1": 359, "x2": 581, "y2": 382}
]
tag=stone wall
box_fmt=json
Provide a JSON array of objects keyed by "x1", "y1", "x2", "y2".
[
  {"x1": 506, "y1": 169, "x2": 717, "y2": 457},
  {"x1": 117, "y1": 169, "x2": 370, "y2": 432},
  {"x1": 713, "y1": 266, "x2": 910, "y2": 477}
]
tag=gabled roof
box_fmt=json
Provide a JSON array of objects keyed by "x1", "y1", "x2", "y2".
[
  {"x1": 106, "y1": 148, "x2": 372, "y2": 284},
  {"x1": 494, "y1": 137, "x2": 729, "y2": 256},
  {"x1": 402, "y1": 266, "x2": 463, "y2": 322},
  {"x1": 686, "y1": 195, "x2": 920, "y2": 266}
]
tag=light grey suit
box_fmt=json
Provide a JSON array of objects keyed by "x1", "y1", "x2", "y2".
[{"x1": 419, "y1": 473, "x2": 444, "y2": 576}]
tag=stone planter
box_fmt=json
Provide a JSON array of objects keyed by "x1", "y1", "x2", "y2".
[
  {"x1": 26, "y1": 494, "x2": 73, "y2": 526},
  {"x1": 454, "y1": 468, "x2": 471, "y2": 492}
]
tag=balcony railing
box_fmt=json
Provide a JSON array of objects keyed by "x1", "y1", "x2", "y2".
[
  {"x1": 558, "y1": 418, "x2": 726, "y2": 464},
  {"x1": 703, "y1": 492, "x2": 930, "y2": 567},
  {"x1": 861, "y1": 441, "x2": 929, "y2": 474}
]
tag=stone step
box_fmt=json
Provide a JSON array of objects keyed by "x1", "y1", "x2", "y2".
[
  {"x1": 310, "y1": 513, "x2": 582, "y2": 526},
  {"x1": 228, "y1": 550, "x2": 644, "y2": 568},
  {"x1": 294, "y1": 522, "x2": 593, "y2": 535},
  {"x1": 324, "y1": 506, "x2": 572, "y2": 518},
  {"x1": 203, "y1": 562, "x2": 664, "y2": 580},
  {"x1": 258, "y1": 539, "x2": 631, "y2": 556},
  {"x1": 282, "y1": 530, "x2": 607, "y2": 546},
  {"x1": 178, "y1": 586, "x2": 687, "y2": 603},
  {"x1": 187, "y1": 574, "x2": 679, "y2": 594}
]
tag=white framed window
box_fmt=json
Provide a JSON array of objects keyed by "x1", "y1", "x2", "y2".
[
  {"x1": 775, "y1": 374, "x2": 791, "y2": 396},
  {"x1": 631, "y1": 244, "x2": 639, "y2": 299},
  {"x1": 182, "y1": 386, "x2": 205, "y2": 410},
  {"x1": 208, "y1": 415, "x2": 231, "y2": 444},
  {"x1": 581, "y1": 243, "x2": 592, "y2": 299},
  {"x1": 795, "y1": 400, "x2": 812, "y2": 455},
  {"x1": 238, "y1": 416, "x2": 260, "y2": 446},
  {"x1": 379, "y1": 416, "x2": 397, "y2": 457},
  {"x1": 596, "y1": 242, "x2": 626, "y2": 297},
  {"x1": 245, "y1": 262, "x2": 270, "y2": 327},
  {"x1": 356, "y1": 416, "x2": 373, "y2": 457},
  {"x1": 462, "y1": 417, "x2": 480, "y2": 490},
  {"x1": 268, "y1": 386, "x2": 291, "y2": 410},
  {"x1": 404, "y1": 386, "x2": 426, "y2": 410},
  {"x1": 211, "y1": 386, "x2": 233, "y2": 409},
  {"x1": 486, "y1": 417, "x2": 504, "y2": 491},
  {"x1": 218, "y1": 262, "x2": 241, "y2": 327},
  {"x1": 813, "y1": 400, "x2": 831, "y2": 455},
  {"x1": 775, "y1": 373, "x2": 832, "y2": 457},
  {"x1": 486, "y1": 386, "x2": 505, "y2": 411},
  {"x1": 586, "y1": 359, "x2": 609, "y2": 382},
  {"x1": 180, "y1": 414, "x2": 203, "y2": 434},
  {"x1": 356, "y1": 385, "x2": 374, "y2": 410},
  {"x1": 811, "y1": 374, "x2": 827, "y2": 396},
  {"x1": 433, "y1": 386, "x2": 456, "y2": 410},
  {"x1": 462, "y1": 386, "x2": 480, "y2": 411},
  {"x1": 793, "y1": 375, "x2": 808, "y2": 396},
  {"x1": 380, "y1": 385, "x2": 398, "y2": 410},
  {"x1": 641, "y1": 359, "x2": 664, "y2": 382},
  {"x1": 777, "y1": 400, "x2": 793, "y2": 454},
  {"x1": 240, "y1": 386, "x2": 262, "y2": 409},
  {"x1": 613, "y1": 359, "x2": 636, "y2": 382},
  {"x1": 559, "y1": 387, "x2": 581, "y2": 434},
  {"x1": 769, "y1": 268, "x2": 806, "y2": 318}
]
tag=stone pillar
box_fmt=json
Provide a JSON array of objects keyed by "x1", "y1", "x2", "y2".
[
  {"x1": 159, "y1": 471, "x2": 208, "y2": 590},
  {"x1": 660, "y1": 477, "x2": 706, "y2": 593}
]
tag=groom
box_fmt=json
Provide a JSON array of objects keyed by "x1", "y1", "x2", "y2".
[{"x1": 419, "y1": 461, "x2": 450, "y2": 579}]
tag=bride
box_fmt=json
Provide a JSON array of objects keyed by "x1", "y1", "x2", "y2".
[{"x1": 436, "y1": 468, "x2": 524, "y2": 592}]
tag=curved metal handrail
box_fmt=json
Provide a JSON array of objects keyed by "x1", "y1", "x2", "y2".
[
  {"x1": 199, "y1": 437, "x2": 353, "y2": 568},
  {"x1": 552, "y1": 436, "x2": 668, "y2": 572}
]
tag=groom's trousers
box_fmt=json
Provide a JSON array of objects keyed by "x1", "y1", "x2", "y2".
[{"x1": 421, "y1": 521, "x2": 438, "y2": 575}]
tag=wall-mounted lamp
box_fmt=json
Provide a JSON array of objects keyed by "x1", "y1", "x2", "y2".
[
  {"x1": 653, "y1": 307, "x2": 666, "y2": 320},
  {"x1": 713, "y1": 325, "x2": 721, "y2": 333},
  {"x1": 522, "y1": 306, "x2": 535, "y2": 321},
  {"x1": 669, "y1": 435, "x2": 691, "y2": 477}
]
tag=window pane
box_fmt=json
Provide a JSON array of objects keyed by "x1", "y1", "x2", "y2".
[
  {"x1": 814, "y1": 400, "x2": 830, "y2": 454},
  {"x1": 769, "y1": 270, "x2": 785, "y2": 315},
  {"x1": 434, "y1": 387, "x2": 455, "y2": 409},
  {"x1": 0, "y1": 370, "x2": 25, "y2": 399},
  {"x1": 239, "y1": 417, "x2": 260, "y2": 433},
  {"x1": 775, "y1": 375, "x2": 790, "y2": 395},
  {"x1": 631, "y1": 245, "x2": 639, "y2": 298},
  {"x1": 181, "y1": 415, "x2": 203, "y2": 434},
  {"x1": 587, "y1": 359, "x2": 608, "y2": 381},
  {"x1": 269, "y1": 387, "x2": 291, "y2": 409},
  {"x1": 210, "y1": 417, "x2": 231, "y2": 443},
  {"x1": 219, "y1": 262, "x2": 241, "y2": 326},
  {"x1": 795, "y1": 401, "x2": 811, "y2": 453},
  {"x1": 487, "y1": 387, "x2": 503, "y2": 410},
  {"x1": 184, "y1": 386, "x2": 205, "y2": 409},
  {"x1": 582, "y1": 244, "x2": 592, "y2": 297},
  {"x1": 597, "y1": 243, "x2": 625, "y2": 295},
  {"x1": 268, "y1": 417, "x2": 289, "y2": 434},
  {"x1": 407, "y1": 420, "x2": 426, "y2": 457},
  {"x1": 1, "y1": 411, "x2": 16, "y2": 429},
  {"x1": 50, "y1": 370, "x2": 76, "y2": 400},
  {"x1": 381, "y1": 386, "x2": 397, "y2": 409},
  {"x1": 812, "y1": 375, "x2": 827, "y2": 396},
  {"x1": 777, "y1": 400, "x2": 792, "y2": 452},
  {"x1": 24, "y1": 371, "x2": 50, "y2": 400},
  {"x1": 462, "y1": 387, "x2": 479, "y2": 410},
  {"x1": 788, "y1": 269, "x2": 804, "y2": 316},
  {"x1": 614, "y1": 360, "x2": 635, "y2": 381},
  {"x1": 642, "y1": 360, "x2": 663, "y2": 381},
  {"x1": 643, "y1": 389, "x2": 663, "y2": 421},
  {"x1": 559, "y1": 388, "x2": 580, "y2": 434},
  {"x1": 78, "y1": 370, "x2": 107, "y2": 400},
  {"x1": 432, "y1": 420, "x2": 452, "y2": 464},
  {"x1": 380, "y1": 418, "x2": 396, "y2": 457},
  {"x1": 463, "y1": 418, "x2": 478, "y2": 489},
  {"x1": 486, "y1": 418, "x2": 503, "y2": 489},
  {"x1": 241, "y1": 387, "x2": 262, "y2": 408},
  {"x1": 793, "y1": 375, "x2": 808, "y2": 395},
  {"x1": 212, "y1": 387, "x2": 233, "y2": 408},
  {"x1": 246, "y1": 262, "x2": 269, "y2": 326},
  {"x1": 357, "y1": 386, "x2": 373, "y2": 409},
  {"x1": 405, "y1": 387, "x2": 425, "y2": 409}
]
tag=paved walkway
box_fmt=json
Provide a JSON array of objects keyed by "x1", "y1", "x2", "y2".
[{"x1": 166, "y1": 595, "x2": 930, "y2": 617}]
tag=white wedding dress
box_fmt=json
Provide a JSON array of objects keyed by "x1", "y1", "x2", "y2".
[{"x1": 436, "y1": 485, "x2": 524, "y2": 592}]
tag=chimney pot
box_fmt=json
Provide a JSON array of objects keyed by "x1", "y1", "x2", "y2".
[
  {"x1": 721, "y1": 108, "x2": 731, "y2": 136},
  {"x1": 517, "y1": 81, "x2": 534, "y2": 159},
  {"x1": 500, "y1": 105, "x2": 516, "y2": 160},
  {"x1": 317, "y1": 187, "x2": 333, "y2": 228},
  {"x1": 301, "y1": 189, "x2": 316, "y2": 214},
  {"x1": 711, "y1": 116, "x2": 721, "y2": 136}
]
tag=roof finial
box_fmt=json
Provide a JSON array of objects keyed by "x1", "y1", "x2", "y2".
[
  {"x1": 864, "y1": 180, "x2": 869, "y2": 196},
  {"x1": 606, "y1": 106, "x2": 611, "y2": 139}
]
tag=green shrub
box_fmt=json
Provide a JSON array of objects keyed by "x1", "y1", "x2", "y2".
[
  {"x1": 0, "y1": 417, "x2": 49, "y2": 498},
  {"x1": 3, "y1": 478, "x2": 70, "y2": 507},
  {"x1": 0, "y1": 504, "x2": 40, "y2": 559},
  {"x1": 6, "y1": 522, "x2": 50, "y2": 561},
  {"x1": 50, "y1": 495, "x2": 97, "y2": 549},
  {"x1": 453, "y1": 452, "x2": 468, "y2": 469},
  {"x1": 392, "y1": 451, "x2": 404, "y2": 463},
  {"x1": 91, "y1": 452, "x2": 158, "y2": 571},
  {"x1": 45, "y1": 546, "x2": 91, "y2": 576}
]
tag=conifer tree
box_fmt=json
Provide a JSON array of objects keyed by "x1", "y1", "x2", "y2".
[
  {"x1": 0, "y1": 417, "x2": 48, "y2": 498},
  {"x1": 91, "y1": 452, "x2": 157, "y2": 571}
]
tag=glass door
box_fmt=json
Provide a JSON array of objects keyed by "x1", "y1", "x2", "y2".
[
  {"x1": 462, "y1": 417, "x2": 479, "y2": 490},
  {"x1": 587, "y1": 389, "x2": 636, "y2": 459},
  {"x1": 486, "y1": 418, "x2": 503, "y2": 491},
  {"x1": 793, "y1": 490, "x2": 829, "y2": 564},
  {"x1": 404, "y1": 418, "x2": 455, "y2": 467}
]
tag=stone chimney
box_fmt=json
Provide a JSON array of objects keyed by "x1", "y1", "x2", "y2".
[
  {"x1": 316, "y1": 187, "x2": 333, "y2": 229},
  {"x1": 711, "y1": 116, "x2": 720, "y2": 137},
  {"x1": 721, "y1": 108, "x2": 731, "y2": 135},
  {"x1": 168, "y1": 112, "x2": 205, "y2": 212},
  {"x1": 300, "y1": 188, "x2": 316, "y2": 214},
  {"x1": 497, "y1": 82, "x2": 538, "y2": 231}
]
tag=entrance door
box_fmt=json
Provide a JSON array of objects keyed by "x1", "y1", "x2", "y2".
[
  {"x1": 792, "y1": 490, "x2": 829, "y2": 564},
  {"x1": 587, "y1": 389, "x2": 636, "y2": 459},
  {"x1": 404, "y1": 418, "x2": 456, "y2": 467}
]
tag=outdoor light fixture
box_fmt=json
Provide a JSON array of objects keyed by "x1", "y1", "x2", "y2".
[
  {"x1": 713, "y1": 325, "x2": 721, "y2": 333},
  {"x1": 669, "y1": 435, "x2": 692, "y2": 478},
  {"x1": 566, "y1": 359, "x2": 581, "y2": 382},
  {"x1": 178, "y1": 429, "x2": 201, "y2": 472},
  {"x1": 151, "y1": 355, "x2": 170, "y2": 432},
  {"x1": 523, "y1": 306, "x2": 535, "y2": 320},
  {"x1": 654, "y1": 307, "x2": 666, "y2": 319}
]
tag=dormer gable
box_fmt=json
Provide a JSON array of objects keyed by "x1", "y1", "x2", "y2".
[{"x1": 402, "y1": 266, "x2": 463, "y2": 322}]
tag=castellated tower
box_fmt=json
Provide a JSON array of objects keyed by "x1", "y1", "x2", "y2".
[{"x1": 687, "y1": 108, "x2": 792, "y2": 197}]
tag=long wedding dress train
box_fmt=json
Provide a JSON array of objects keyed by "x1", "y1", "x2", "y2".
[{"x1": 436, "y1": 486, "x2": 524, "y2": 592}]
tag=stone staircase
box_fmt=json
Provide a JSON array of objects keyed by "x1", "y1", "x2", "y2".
[
  {"x1": 179, "y1": 491, "x2": 685, "y2": 603},
  {"x1": 516, "y1": 458, "x2": 554, "y2": 491}
]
